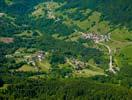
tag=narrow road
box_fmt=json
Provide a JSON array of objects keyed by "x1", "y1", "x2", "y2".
[{"x1": 97, "y1": 43, "x2": 116, "y2": 74}]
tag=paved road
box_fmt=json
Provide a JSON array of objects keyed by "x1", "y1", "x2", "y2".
[{"x1": 97, "y1": 43, "x2": 116, "y2": 74}]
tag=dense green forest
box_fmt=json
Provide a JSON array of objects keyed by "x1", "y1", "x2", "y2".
[
  {"x1": 0, "y1": 0, "x2": 132, "y2": 99},
  {"x1": 1, "y1": 79, "x2": 132, "y2": 100}
]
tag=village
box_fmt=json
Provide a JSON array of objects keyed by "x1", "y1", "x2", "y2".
[
  {"x1": 81, "y1": 32, "x2": 120, "y2": 74},
  {"x1": 25, "y1": 51, "x2": 45, "y2": 64},
  {"x1": 70, "y1": 58, "x2": 86, "y2": 70},
  {"x1": 81, "y1": 32, "x2": 111, "y2": 43},
  {"x1": 5, "y1": 49, "x2": 46, "y2": 71}
]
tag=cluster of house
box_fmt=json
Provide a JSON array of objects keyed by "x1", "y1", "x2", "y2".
[
  {"x1": 71, "y1": 58, "x2": 86, "y2": 70},
  {"x1": 81, "y1": 32, "x2": 111, "y2": 43},
  {"x1": 46, "y1": 2, "x2": 56, "y2": 19},
  {"x1": 6, "y1": 50, "x2": 46, "y2": 71},
  {"x1": 25, "y1": 51, "x2": 45, "y2": 66},
  {"x1": 47, "y1": 10, "x2": 56, "y2": 19}
]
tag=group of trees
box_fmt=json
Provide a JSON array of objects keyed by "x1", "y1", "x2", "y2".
[
  {"x1": 91, "y1": 64, "x2": 132, "y2": 88},
  {"x1": 0, "y1": 79, "x2": 4, "y2": 87},
  {"x1": 0, "y1": 78, "x2": 132, "y2": 100}
]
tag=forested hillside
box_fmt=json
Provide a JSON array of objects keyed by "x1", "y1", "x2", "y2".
[{"x1": 0, "y1": 0, "x2": 132, "y2": 99}]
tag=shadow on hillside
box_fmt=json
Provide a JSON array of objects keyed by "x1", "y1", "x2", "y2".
[
  {"x1": 60, "y1": 0, "x2": 132, "y2": 30},
  {"x1": 0, "y1": 0, "x2": 65, "y2": 15},
  {"x1": 2, "y1": 0, "x2": 44, "y2": 15},
  {"x1": 1, "y1": 0, "x2": 131, "y2": 36},
  {"x1": 97, "y1": 0, "x2": 132, "y2": 30},
  {"x1": 35, "y1": 18, "x2": 82, "y2": 36}
]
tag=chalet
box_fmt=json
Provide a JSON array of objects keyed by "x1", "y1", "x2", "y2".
[
  {"x1": 0, "y1": 13, "x2": 5, "y2": 17},
  {"x1": 36, "y1": 51, "x2": 45, "y2": 61}
]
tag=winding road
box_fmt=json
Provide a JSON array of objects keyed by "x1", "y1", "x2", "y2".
[{"x1": 97, "y1": 43, "x2": 116, "y2": 74}]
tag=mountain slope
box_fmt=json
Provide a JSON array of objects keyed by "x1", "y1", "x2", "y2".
[{"x1": 0, "y1": 0, "x2": 132, "y2": 99}]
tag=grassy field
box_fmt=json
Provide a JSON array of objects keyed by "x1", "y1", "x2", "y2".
[
  {"x1": 17, "y1": 65, "x2": 36, "y2": 72},
  {"x1": 120, "y1": 45, "x2": 132, "y2": 65},
  {"x1": 36, "y1": 60, "x2": 51, "y2": 72},
  {"x1": 111, "y1": 28, "x2": 132, "y2": 41},
  {"x1": 73, "y1": 69, "x2": 105, "y2": 77}
]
